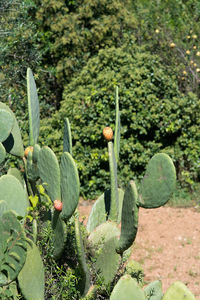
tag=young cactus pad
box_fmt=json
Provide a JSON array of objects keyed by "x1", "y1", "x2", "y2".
[
  {"x1": 110, "y1": 275, "x2": 146, "y2": 300},
  {"x1": 27, "y1": 68, "x2": 40, "y2": 146},
  {"x1": 162, "y1": 281, "x2": 196, "y2": 300},
  {"x1": 138, "y1": 153, "x2": 176, "y2": 208},
  {"x1": 0, "y1": 211, "x2": 27, "y2": 286}
]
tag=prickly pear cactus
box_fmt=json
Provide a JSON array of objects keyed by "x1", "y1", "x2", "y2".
[
  {"x1": 0, "y1": 211, "x2": 27, "y2": 287},
  {"x1": 88, "y1": 222, "x2": 121, "y2": 284},
  {"x1": 0, "y1": 175, "x2": 29, "y2": 217},
  {"x1": 18, "y1": 239, "x2": 45, "y2": 300},
  {"x1": 116, "y1": 181, "x2": 139, "y2": 255},
  {"x1": 144, "y1": 280, "x2": 163, "y2": 300},
  {"x1": 162, "y1": 281, "x2": 196, "y2": 300},
  {"x1": 75, "y1": 214, "x2": 90, "y2": 296},
  {"x1": 110, "y1": 274, "x2": 146, "y2": 300},
  {"x1": 86, "y1": 188, "x2": 124, "y2": 233},
  {"x1": 138, "y1": 153, "x2": 176, "y2": 208},
  {"x1": 0, "y1": 142, "x2": 6, "y2": 164},
  {"x1": 0, "y1": 102, "x2": 24, "y2": 157},
  {"x1": 27, "y1": 68, "x2": 40, "y2": 146}
]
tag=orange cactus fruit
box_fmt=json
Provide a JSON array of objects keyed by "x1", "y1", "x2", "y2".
[
  {"x1": 24, "y1": 146, "x2": 33, "y2": 158},
  {"x1": 103, "y1": 127, "x2": 113, "y2": 141},
  {"x1": 53, "y1": 199, "x2": 63, "y2": 211}
]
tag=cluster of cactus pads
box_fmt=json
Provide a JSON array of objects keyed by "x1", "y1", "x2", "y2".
[{"x1": 0, "y1": 69, "x2": 197, "y2": 299}]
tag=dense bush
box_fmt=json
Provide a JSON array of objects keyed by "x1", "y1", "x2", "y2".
[{"x1": 40, "y1": 45, "x2": 200, "y2": 198}]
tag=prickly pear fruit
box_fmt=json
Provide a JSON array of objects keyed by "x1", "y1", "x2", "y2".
[
  {"x1": 103, "y1": 127, "x2": 113, "y2": 141},
  {"x1": 53, "y1": 200, "x2": 63, "y2": 211},
  {"x1": 24, "y1": 146, "x2": 33, "y2": 158}
]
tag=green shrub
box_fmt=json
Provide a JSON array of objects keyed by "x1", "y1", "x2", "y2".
[{"x1": 40, "y1": 45, "x2": 200, "y2": 198}]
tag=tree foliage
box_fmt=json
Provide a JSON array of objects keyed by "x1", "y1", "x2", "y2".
[{"x1": 40, "y1": 45, "x2": 200, "y2": 198}]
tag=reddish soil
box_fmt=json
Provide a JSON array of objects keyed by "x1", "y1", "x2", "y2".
[{"x1": 78, "y1": 202, "x2": 200, "y2": 299}]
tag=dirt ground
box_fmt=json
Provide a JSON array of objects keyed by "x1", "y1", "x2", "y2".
[{"x1": 78, "y1": 202, "x2": 200, "y2": 299}]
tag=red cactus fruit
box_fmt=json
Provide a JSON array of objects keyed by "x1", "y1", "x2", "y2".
[
  {"x1": 53, "y1": 200, "x2": 63, "y2": 211},
  {"x1": 103, "y1": 127, "x2": 113, "y2": 141},
  {"x1": 24, "y1": 146, "x2": 33, "y2": 158}
]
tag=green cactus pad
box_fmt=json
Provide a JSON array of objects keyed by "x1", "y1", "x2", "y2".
[
  {"x1": 110, "y1": 275, "x2": 146, "y2": 300},
  {"x1": 144, "y1": 280, "x2": 163, "y2": 300},
  {"x1": 108, "y1": 141, "x2": 119, "y2": 221},
  {"x1": 0, "y1": 211, "x2": 27, "y2": 286},
  {"x1": 32, "y1": 144, "x2": 41, "y2": 163},
  {"x1": 0, "y1": 142, "x2": 6, "y2": 164},
  {"x1": 0, "y1": 200, "x2": 8, "y2": 217},
  {"x1": 86, "y1": 188, "x2": 124, "y2": 233},
  {"x1": 52, "y1": 211, "x2": 66, "y2": 260},
  {"x1": 38, "y1": 146, "x2": 61, "y2": 202},
  {"x1": 63, "y1": 117, "x2": 72, "y2": 155},
  {"x1": 0, "y1": 109, "x2": 14, "y2": 142},
  {"x1": 116, "y1": 181, "x2": 139, "y2": 255},
  {"x1": 60, "y1": 152, "x2": 80, "y2": 220},
  {"x1": 114, "y1": 86, "x2": 120, "y2": 163},
  {"x1": 88, "y1": 222, "x2": 121, "y2": 284},
  {"x1": 162, "y1": 281, "x2": 196, "y2": 300},
  {"x1": 27, "y1": 68, "x2": 40, "y2": 146},
  {"x1": 0, "y1": 102, "x2": 24, "y2": 158},
  {"x1": 27, "y1": 150, "x2": 39, "y2": 182},
  {"x1": 138, "y1": 153, "x2": 176, "y2": 208},
  {"x1": 18, "y1": 239, "x2": 45, "y2": 300},
  {"x1": 0, "y1": 175, "x2": 29, "y2": 217},
  {"x1": 75, "y1": 215, "x2": 90, "y2": 296},
  {"x1": 8, "y1": 168, "x2": 24, "y2": 187}
]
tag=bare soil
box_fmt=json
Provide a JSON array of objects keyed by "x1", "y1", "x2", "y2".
[{"x1": 78, "y1": 202, "x2": 200, "y2": 299}]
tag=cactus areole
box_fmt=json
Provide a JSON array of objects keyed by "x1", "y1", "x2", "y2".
[
  {"x1": 24, "y1": 146, "x2": 33, "y2": 158},
  {"x1": 103, "y1": 127, "x2": 113, "y2": 141},
  {"x1": 53, "y1": 199, "x2": 63, "y2": 211}
]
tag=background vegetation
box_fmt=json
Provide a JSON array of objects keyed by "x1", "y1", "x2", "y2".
[{"x1": 1, "y1": 0, "x2": 200, "y2": 199}]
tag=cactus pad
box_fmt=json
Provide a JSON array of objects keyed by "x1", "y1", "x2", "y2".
[
  {"x1": 88, "y1": 222, "x2": 121, "y2": 284},
  {"x1": 0, "y1": 175, "x2": 29, "y2": 217},
  {"x1": 0, "y1": 102, "x2": 24, "y2": 158},
  {"x1": 52, "y1": 211, "x2": 66, "y2": 260},
  {"x1": 38, "y1": 146, "x2": 61, "y2": 202},
  {"x1": 60, "y1": 152, "x2": 80, "y2": 220},
  {"x1": 27, "y1": 68, "x2": 40, "y2": 146},
  {"x1": 75, "y1": 215, "x2": 90, "y2": 296},
  {"x1": 116, "y1": 181, "x2": 139, "y2": 255},
  {"x1": 138, "y1": 153, "x2": 176, "y2": 208},
  {"x1": 0, "y1": 200, "x2": 8, "y2": 217},
  {"x1": 110, "y1": 275, "x2": 146, "y2": 300},
  {"x1": 87, "y1": 188, "x2": 124, "y2": 233},
  {"x1": 0, "y1": 142, "x2": 6, "y2": 164},
  {"x1": 144, "y1": 280, "x2": 163, "y2": 300},
  {"x1": 162, "y1": 281, "x2": 196, "y2": 300},
  {"x1": 63, "y1": 117, "x2": 72, "y2": 155},
  {"x1": 18, "y1": 239, "x2": 45, "y2": 300},
  {"x1": 0, "y1": 211, "x2": 27, "y2": 286},
  {"x1": 0, "y1": 109, "x2": 14, "y2": 142}
]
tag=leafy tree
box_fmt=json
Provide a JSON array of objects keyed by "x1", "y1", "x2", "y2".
[
  {"x1": 34, "y1": 0, "x2": 137, "y2": 86},
  {"x1": 40, "y1": 45, "x2": 200, "y2": 198}
]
